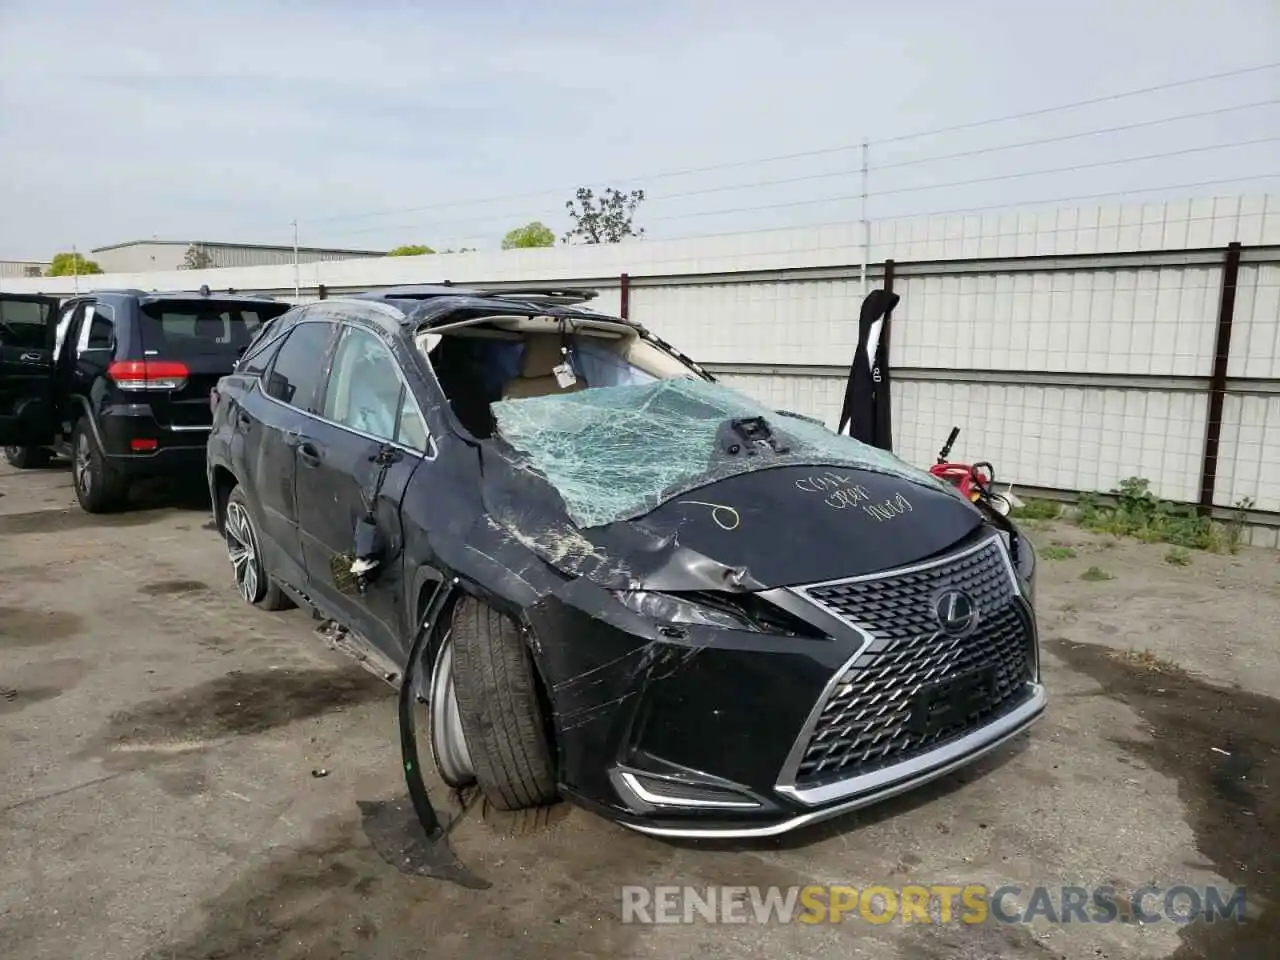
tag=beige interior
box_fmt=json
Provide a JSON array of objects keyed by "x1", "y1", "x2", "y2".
[{"x1": 501, "y1": 333, "x2": 589, "y2": 399}]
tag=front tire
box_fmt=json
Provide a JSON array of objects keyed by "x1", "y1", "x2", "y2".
[
  {"x1": 223, "y1": 486, "x2": 292, "y2": 611},
  {"x1": 450, "y1": 596, "x2": 558, "y2": 811},
  {"x1": 4, "y1": 445, "x2": 52, "y2": 469},
  {"x1": 71, "y1": 420, "x2": 129, "y2": 513}
]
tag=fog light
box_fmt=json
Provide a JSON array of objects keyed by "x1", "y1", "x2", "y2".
[{"x1": 618, "y1": 770, "x2": 760, "y2": 809}]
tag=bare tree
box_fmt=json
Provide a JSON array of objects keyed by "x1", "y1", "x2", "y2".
[{"x1": 563, "y1": 188, "x2": 646, "y2": 244}]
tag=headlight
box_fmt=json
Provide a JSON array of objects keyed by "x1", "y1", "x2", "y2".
[{"x1": 614, "y1": 590, "x2": 761, "y2": 632}]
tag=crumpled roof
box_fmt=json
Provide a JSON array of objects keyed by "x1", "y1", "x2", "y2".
[{"x1": 491, "y1": 378, "x2": 949, "y2": 529}]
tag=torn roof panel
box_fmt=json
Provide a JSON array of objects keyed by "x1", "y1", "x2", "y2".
[{"x1": 490, "y1": 379, "x2": 951, "y2": 529}]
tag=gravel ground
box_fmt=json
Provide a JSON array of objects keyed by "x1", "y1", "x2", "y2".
[{"x1": 1, "y1": 459, "x2": 1276, "y2": 960}]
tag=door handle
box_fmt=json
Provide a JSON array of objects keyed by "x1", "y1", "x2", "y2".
[
  {"x1": 297, "y1": 441, "x2": 322, "y2": 467},
  {"x1": 20, "y1": 352, "x2": 44, "y2": 364}
]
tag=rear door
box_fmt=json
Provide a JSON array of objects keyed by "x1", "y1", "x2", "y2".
[
  {"x1": 135, "y1": 298, "x2": 290, "y2": 429},
  {"x1": 0, "y1": 293, "x2": 61, "y2": 447}
]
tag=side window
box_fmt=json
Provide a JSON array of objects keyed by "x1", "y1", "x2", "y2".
[
  {"x1": 323, "y1": 328, "x2": 407, "y2": 442},
  {"x1": 77, "y1": 303, "x2": 115, "y2": 352},
  {"x1": 322, "y1": 326, "x2": 430, "y2": 450},
  {"x1": 240, "y1": 333, "x2": 284, "y2": 379},
  {"x1": 397, "y1": 395, "x2": 429, "y2": 450},
  {"x1": 0, "y1": 297, "x2": 55, "y2": 349},
  {"x1": 264, "y1": 322, "x2": 334, "y2": 410}
]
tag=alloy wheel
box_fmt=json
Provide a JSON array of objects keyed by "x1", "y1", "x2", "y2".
[
  {"x1": 426, "y1": 630, "x2": 475, "y2": 786},
  {"x1": 224, "y1": 501, "x2": 263, "y2": 604},
  {"x1": 74, "y1": 432, "x2": 93, "y2": 499}
]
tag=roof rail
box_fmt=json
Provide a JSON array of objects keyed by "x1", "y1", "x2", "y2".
[{"x1": 472, "y1": 286, "x2": 599, "y2": 306}]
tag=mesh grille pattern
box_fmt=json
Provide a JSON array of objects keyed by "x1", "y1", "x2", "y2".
[{"x1": 795, "y1": 539, "x2": 1034, "y2": 786}]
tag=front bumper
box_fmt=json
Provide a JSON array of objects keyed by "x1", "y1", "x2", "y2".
[{"x1": 529, "y1": 529, "x2": 1046, "y2": 839}]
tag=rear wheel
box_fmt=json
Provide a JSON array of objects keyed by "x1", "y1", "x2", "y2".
[
  {"x1": 223, "y1": 486, "x2": 293, "y2": 610},
  {"x1": 71, "y1": 420, "x2": 129, "y2": 513},
  {"x1": 450, "y1": 596, "x2": 558, "y2": 811},
  {"x1": 4, "y1": 445, "x2": 51, "y2": 469}
]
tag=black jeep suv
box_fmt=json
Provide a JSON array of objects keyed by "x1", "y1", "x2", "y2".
[
  {"x1": 1, "y1": 287, "x2": 289, "y2": 512},
  {"x1": 206, "y1": 285, "x2": 1044, "y2": 839}
]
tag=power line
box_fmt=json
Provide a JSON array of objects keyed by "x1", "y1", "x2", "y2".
[
  {"x1": 873, "y1": 99, "x2": 1280, "y2": 173},
  {"x1": 635, "y1": 100, "x2": 1280, "y2": 206},
  {"x1": 875, "y1": 61, "x2": 1280, "y2": 145},
  {"x1": 640, "y1": 148, "x2": 1278, "y2": 226},
  {"x1": 868, "y1": 136, "x2": 1280, "y2": 200},
  {"x1": 290, "y1": 61, "x2": 1280, "y2": 230},
  {"x1": 314, "y1": 173, "x2": 1280, "y2": 261},
  {"x1": 328, "y1": 138, "x2": 1279, "y2": 238}
]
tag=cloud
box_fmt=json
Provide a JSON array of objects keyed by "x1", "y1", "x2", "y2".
[{"x1": 1, "y1": 0, "x2": 1276, "y2": 258}]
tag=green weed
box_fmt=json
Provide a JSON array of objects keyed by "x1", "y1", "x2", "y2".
[
  {"x1": 1014, "y1": 498, "x2": 1063, "y2": 521},
  {"x1": 1039, "y1": 544, "x2": 1077, "y2": 561},
  {"x1": 1074, "y1": 477, "x2": 1235, "y2": 552},
  {"x1": 1080, "y1": 566, "x2": 1114, "y2": 582}
]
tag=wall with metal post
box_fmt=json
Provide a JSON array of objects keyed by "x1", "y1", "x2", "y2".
[{"x1": 5, "y1": 193, "x2": 1277, "y2": 543}]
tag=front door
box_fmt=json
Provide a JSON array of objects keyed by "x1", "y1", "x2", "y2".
[
  {"x1": 0, "y1": 294, "x2": 61, "y2": 447},
  {"x1": 295, "y1": 323, "x2": 428, "y2": 664}
]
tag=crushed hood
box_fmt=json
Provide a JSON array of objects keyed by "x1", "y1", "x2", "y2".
[{"x1": 482, "y1": 380, "x2": 983, "y2": 592}]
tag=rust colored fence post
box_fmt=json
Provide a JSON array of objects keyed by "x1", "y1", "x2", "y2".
[
  {"x1": 1198, "y1": 241, "x2": 1243, "y2": 512},
  {"x1": 619, "y1": 272, "x2": 630, "y2": 320},
  {"x1": 317, "y1": 283, "x2": 328, "y2": 300}
]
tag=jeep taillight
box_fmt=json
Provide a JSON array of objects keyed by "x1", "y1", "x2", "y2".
[{"x1": 107, "y1": 360, "x2": 189, "y2": 391}]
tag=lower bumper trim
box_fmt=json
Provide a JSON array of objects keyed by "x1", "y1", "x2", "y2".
[{"x1": 620, "y1": 683, "x2": 1046, "y2": 840}]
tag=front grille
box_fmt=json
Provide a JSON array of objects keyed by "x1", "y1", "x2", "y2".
[{"x1": 792, "y1": 537, "x2": 1035, "y2": 787}]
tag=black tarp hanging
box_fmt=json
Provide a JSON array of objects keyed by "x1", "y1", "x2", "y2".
[{"x1": 838, "y1": 288, "x2": 898, "y2": 451}]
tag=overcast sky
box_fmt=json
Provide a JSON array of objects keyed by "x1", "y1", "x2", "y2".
[{"x1": 0, "y1": 0, "x2": 1276, "y2": 260}]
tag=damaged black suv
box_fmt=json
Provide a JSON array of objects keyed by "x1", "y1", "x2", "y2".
[{"x1": 206, "y1": 284, "x2": 1044, "y2": 838}]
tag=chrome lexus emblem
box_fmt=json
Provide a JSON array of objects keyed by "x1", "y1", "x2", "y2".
[{"x1": 935, "y1": 590, "x2": 979, "y2": 635}]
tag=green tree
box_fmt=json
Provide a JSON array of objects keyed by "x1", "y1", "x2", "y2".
[
  {"x1": 502, "y1": 221, "x2": 555, "y2": 250},
  {"x1": 46, "y1": 252, "x2": 103, "y2": 276},
  {"x1": 179, "y1": 245, "x2": 214, "y2": 270},
  {"x1": 563, "y1": 187, "x2": 645, "y2": 244},
  {"x1": 387, "y1": 244, "x2": 435, "y2": 256}
]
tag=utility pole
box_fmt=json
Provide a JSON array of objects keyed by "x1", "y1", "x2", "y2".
[
  {"x1": 291, "y1": 220, "x2": 300, "y2": 301},
  {"x1": 860, "y1": 139, "x2": 869, "y2": 295}
]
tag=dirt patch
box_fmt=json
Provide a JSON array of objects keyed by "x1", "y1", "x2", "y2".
[
  {"x1": 0, "y1": 508, "x2": 170, "y2": 535},
  {"x1": 138, "y1": 810, "x2": 649, "y2": 960},
  {"x1": 99, "y1": 666, "x2": 390, "y2": 749},
  {"x1": 138, "y1": 579, "x2": 211, "y2": 596},
  {"x1": 0, "y1": 685, "x2": 62, "y2": 714},
  {"x1": 0, "y1": 607, "x2": 84, "y2": 645},
  {"x1": 1048, "y1": 638, "x2": 1278, "y2": 960}
]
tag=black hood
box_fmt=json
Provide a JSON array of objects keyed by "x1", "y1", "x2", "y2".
[{"x1": 483, "y1": 454, "x2": 984, "y2": 592}]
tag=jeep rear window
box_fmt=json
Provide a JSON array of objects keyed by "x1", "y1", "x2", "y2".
[{"x1": 138, "y1": 300, "x2": 290, "y2": 358}]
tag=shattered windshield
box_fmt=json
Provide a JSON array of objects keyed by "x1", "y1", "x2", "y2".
[{"x1": 491, "y1": 379, "x2": 951, "y2": 529}]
